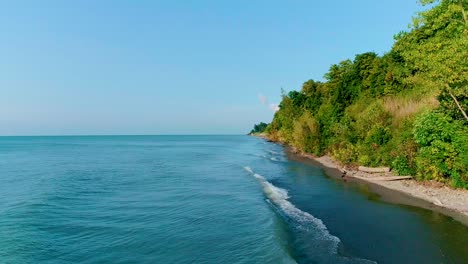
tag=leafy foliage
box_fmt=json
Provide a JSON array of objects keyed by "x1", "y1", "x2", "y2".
[
  {"x1": 249, "y1": 122, "x2": 269, "y2": 134},
  {"x1": 413, "y1": 111, "x2": 468, "y2": 186},
  {"x1": 260, "y1": 0, "x2": 468, "y2": 188}
]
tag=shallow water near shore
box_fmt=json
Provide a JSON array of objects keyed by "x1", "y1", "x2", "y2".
[{"x1": 0, "y1": 135, "x2": 467, "y2": 263}]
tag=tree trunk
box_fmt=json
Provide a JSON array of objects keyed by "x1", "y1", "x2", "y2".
[
  {"x1": 459, "y1": 0, "x2": 467, "y2": 25},
  {"x1": 446, "y1": 84, "x2": 468, "y2": 121}
]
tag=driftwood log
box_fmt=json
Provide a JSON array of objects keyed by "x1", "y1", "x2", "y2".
[
  {"x1": 371, "y1": 176, "x2": 413, "y2": 181},
  {"x1": 358, "y1": 166, "x2": 391, "y2": 173}
]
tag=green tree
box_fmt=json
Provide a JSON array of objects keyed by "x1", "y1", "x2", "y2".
[
  {"x1": 394, "y1": 0, "x2": 468, "y2": 122},
  {"x1": 258, "y1": 0, "x2": 468, "y2": 187},
  {"x1": 249, "y1": 122, "x2": 269, "y2": 134}
]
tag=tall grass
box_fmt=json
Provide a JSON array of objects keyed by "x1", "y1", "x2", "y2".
[{"x1": 383, "y1": 89, "x2": 439, "y2": 125}]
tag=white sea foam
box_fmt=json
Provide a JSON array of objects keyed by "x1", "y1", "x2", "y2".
[
  {"x1": 251, "y1": 153, "x2": 282, "y2": 162},
  {"x1": 243, "y1": 166, "x2": 377, "y2": 264},
  {"x1": 268, "y1": 150, "x2": 281, "y2": 155},
  {"x1": 244, "y1": 166, "x2": 333, "y2": 236},
  {"x1": 244, "y1": 166, "x2": 254, "y2": 174}
]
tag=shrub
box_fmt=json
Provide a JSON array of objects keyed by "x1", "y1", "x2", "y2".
[
  {"x1": 331, "y1": 142, "x2": 358, "y2": 164},
  {"x1": 392, "y1": 155, "x2": 416, "y2": 176},
  {"x1": 292, "y1": 112, "x2": 321, "y2": 155},
  {"x1": 413, "y1": 111, "x2": 468, "y2": 187}
]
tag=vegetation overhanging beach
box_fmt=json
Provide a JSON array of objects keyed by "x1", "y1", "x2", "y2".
[
  {"x1": 254, "y1": 133, "x2": 468, "y2": 226},
  {"x1": 250, "y1": 0, "x2": 468, "y2": 225}
]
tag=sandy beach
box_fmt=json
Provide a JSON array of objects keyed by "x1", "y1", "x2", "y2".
[{"x1": 255, "y1": 133, "x2": 468, "y2": 226}]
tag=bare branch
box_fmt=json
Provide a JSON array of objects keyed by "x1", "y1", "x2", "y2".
[
  {"x1": 445, "y1": 84, "x2": 468, "y2": 122},
  {"x1": 459, "y1": 0, "x2": 467, "y2": 25}
]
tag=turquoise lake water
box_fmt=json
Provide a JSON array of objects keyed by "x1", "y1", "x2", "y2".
[{"x1": 0, "y1": 135, "x2": 467, "y2": 263}]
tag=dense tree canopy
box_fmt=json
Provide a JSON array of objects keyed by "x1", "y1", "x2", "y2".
[
  {"x1": 260, "y1": 0, "x2": 468, "y2": 188},
  {"x1": 249, "y1": 122, "x2": 269, "y2": 134}
]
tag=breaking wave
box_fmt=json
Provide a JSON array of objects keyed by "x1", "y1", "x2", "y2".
[{"x1": 243, "y1": 166, "x2": 376, "y2": 264}]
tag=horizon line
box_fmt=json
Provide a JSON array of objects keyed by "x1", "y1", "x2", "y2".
[{"x1": 0, "y1": 134, "x2": 248, "y2": 137}]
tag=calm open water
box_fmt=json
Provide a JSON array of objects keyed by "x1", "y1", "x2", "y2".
[{"x1": 0, "y1": 135, "x2": 467, "y2": 264}]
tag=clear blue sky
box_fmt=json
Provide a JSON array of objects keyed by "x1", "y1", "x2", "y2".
[{"x1": 0, "y1": 0, "x2": 421, "y2": 135}]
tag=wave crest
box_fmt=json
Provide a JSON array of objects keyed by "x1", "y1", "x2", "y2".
[{"x1": 243, "y1": 166, "x2": 376, "y2": 264}]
